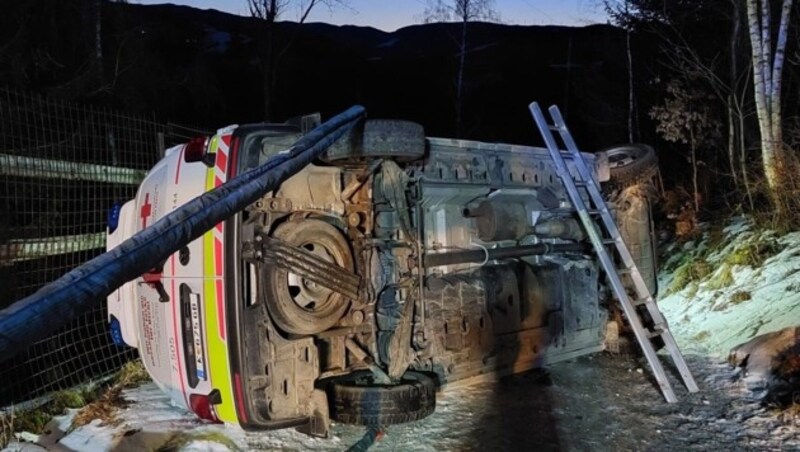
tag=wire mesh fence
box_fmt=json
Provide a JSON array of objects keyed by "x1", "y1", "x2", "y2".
[{"x1": 0, "y1": 87, "x2": 208, "y2": 408}]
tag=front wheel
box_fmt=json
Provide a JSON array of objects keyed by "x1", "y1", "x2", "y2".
[{"x1": 328, "y1": 370, "x2": 436, "y2": 426}]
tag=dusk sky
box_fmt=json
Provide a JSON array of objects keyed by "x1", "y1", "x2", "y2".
[{"x1": 133, "y1": 0, "x2": 608, "y2": 30}]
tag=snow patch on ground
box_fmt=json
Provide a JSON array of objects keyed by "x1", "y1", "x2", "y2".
[
  {"x1": 659, "y1": 217, "x2": 800, "y2": 358},
  {"x1": 58, "y1": 420, "x2": 116, "y2": 451},
  {"x1": 16, "y1": 356, "x2": 799, "y2": 451}
]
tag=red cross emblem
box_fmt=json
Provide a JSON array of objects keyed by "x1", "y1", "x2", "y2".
[{"x1": 140, "y1": 193, "x2": 153, "y2": 228}]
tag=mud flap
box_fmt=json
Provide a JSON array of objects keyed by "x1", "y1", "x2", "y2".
[
  {"x1": 296, "y1": 389, "x2": 331, "y2": 438},
  {"x1": 376, "y1": 286, "x2": 416, "y2": 379},
  {"x1": 387, "y1": 296, "x2": 416, "y2": 379}
]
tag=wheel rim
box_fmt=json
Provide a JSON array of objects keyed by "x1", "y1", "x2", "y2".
[
  {"x1": 286, "y1": 242, "x2": 337, "y2": 312},
  {"x1": 606, "y1": 147, "x2": 640, "y2": 168}
]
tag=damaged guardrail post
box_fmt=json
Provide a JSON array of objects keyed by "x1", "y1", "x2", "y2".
[{"x1": 0, "y1": 105, "x2": 366, "y2": 363}]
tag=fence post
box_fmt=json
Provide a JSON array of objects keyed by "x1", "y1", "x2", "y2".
[{"x1": 157, "y1": 132, "x2": 165, "y2": 159}]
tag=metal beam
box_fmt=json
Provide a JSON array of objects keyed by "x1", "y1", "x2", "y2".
[
  {"x1": 0, "y1": 153, "x2": 146, "y2": 185},
  {"x1": 0, "y1": 233, "x2": 106, "y2": 265}
]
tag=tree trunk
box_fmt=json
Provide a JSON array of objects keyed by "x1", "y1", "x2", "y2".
[
  {"x1": 94, "y1": 0, "x2": 103, "y2": 71},
  {"x1": 746, "y1": 0, "x2": 784, "y2": 208},
  {"x1": 770, "y1": 0, "x2": 793, "y2": 156},
  {"x1": 263, "y1": 67, "x2": 273, "y2": 121},
  {"x1": 690, "y1": 130, "x2": 700, "y2": 213},
  {"x1": 262, "y1": 14, "x2": 275, "y2": 121},
  {"x1": 626, "y1": 27, "x2": 634, "y2": 143},
  {"x1": 456, "y1": 14, "x2": 468, "y2": 137},
  {"x1": 738, "y1": 100, "x2": 755, "y2": 210},
  {"x1": 84, "y1": 0, "x2": 104, "y2": 86},
  {"x1": 727, "y1": 98, "x2": 739, "y2": 189},
  {"x1": 250, "y1": 0, "x2": 325, "y2": 121},
  {"x1": 728, "y1": 0, "x2": 740, "y2": 188}
]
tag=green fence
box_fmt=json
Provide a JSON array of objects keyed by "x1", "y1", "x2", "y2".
[{"x1": 0, "y1": 87, "x2": 206, "y2": 407}]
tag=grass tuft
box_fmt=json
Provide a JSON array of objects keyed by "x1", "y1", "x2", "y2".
[
  {"x1": 0, "y1": 359, "x2": 152, "y2": 447},
  {"x1": 114, "y1": 361, "x2": 151, "y2": 388},
  {"x1": 11, "y1": 388, "x2": 88, "y2": 434},
  {"x1": 73, "y1": 360, "x2": 150, "y2": 429},
  {"x1": 730, "y1": 290, "x2": 752, "y2": 305},
  {"x1": 706, "y1": 264, "x2": 734, "y2": 291},
  {"x1": 666, "y1": 259, "x2": 712, "y2": 295},
  {"x1": 723, "y1": 237, "x2": 781, "y2": 268}
]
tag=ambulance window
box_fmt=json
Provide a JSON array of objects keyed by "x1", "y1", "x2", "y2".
[{"x1": 239, "y1": 129, "x2": 301, "y2": 172}]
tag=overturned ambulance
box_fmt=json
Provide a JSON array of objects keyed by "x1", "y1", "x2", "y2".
[{"x1": 106, "y1": 114, "x2": 658, "y2": 434}]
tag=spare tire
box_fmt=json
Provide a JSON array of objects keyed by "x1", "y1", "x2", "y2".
[
  {"x1": 603, "y1": 144, "x2": 658, "y2": 188},
  {"x1": 324, "y1": 119, "x2": 426, "y2": 162},
  {"x1": 263, "y1": 219, "x2": 354, "y2": 336},
  {"x1": 328, "y1": 370, "x2": 436, "y2": 426}
]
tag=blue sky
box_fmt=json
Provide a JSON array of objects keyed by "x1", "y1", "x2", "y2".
[{"x1": 133, "y1": 0, "x2": 608, "y2": 30}]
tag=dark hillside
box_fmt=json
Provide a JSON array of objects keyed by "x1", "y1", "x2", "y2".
[{"x1": 0, "y1": 1, "x2": 650, "y2": 150}]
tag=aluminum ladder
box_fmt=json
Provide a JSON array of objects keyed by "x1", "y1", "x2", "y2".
[{"x1": 529, "y1": 102, "x2": 699, "y2": 403}]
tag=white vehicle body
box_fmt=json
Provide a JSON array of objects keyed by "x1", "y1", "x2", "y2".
[{"x1": 106, "y1": 117, "x2": 657, "y2": 433}]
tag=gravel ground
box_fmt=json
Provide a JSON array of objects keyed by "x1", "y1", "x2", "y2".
[
  {"x1": 284, "y1": 353, "x2": 799, "y2": 452},
  {"x1": 21, "y1": 351, "x2": 796, "y2": 451}
]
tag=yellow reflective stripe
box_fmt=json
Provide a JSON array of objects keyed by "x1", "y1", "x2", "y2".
[
  {"x1": 208, "y1": 135, "x2": 219, "y2": 154},
  {"x1": 202, "y1": 161, "x2": 237, "y2": 423}
]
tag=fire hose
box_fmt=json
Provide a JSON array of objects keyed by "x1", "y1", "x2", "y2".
[{"x1": 0, "y1": 105, "x2": 366, "y2": 362}]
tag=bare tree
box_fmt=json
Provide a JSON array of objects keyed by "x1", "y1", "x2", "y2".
[
  {"x1": 603, "y1": 0, "x2": 637, "y2": 142},
  {"x1": 650, "y1": 79, "x2": 721, "y2": 213},
  {"x1": 606, "y1": 0, "x2": 756, "y2": 209},
  {"x1": 247, "y1": 0, "x2": 346, "y2": 120},
  {"x1": 422, "y1": 0, "x2": 499, "y2": 137},
  {"x1": 746, "y1": 0, "x2": 793, "y2": 210}
]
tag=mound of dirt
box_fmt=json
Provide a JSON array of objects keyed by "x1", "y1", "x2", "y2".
[{"x1": 729, "y1": 326, "x2": 800, "y2": 406}]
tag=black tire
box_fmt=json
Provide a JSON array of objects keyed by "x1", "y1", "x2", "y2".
[
  {"x1": 328, "y1": 371, "x2": 436, "y2": 426},
  {"x1": 263, "y1": 219, "x2": 353, "y2": 335},
  {"x1": 604, "y1": 144, "x2": 658, "y2": 188},
  {"x1": 324, "y1": 119, "x2": 426, "y2": 162}
]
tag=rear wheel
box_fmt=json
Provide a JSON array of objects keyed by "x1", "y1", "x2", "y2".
[
  {"x1": 263, "y1": 219, "x2": 354, "y2": 335},
  {"x1": 328, "y1": 371, "x2": 436, "y2": 426},
  {"x1": 603, "y1": 144, "x2": 658, "y2": 189}
]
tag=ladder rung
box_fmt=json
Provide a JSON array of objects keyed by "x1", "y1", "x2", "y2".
[
  {"x1": 646, "y1": 328, "x2": 664, "y2": 339},
  {"x1": 602, "y1": 238, "x2": 620, "y2": 245},
  {"x1": 574, "y1": 181, "x2": 589, "y2": 187},
  {"x1": 633, "y1": 297, "x2": 648, "y2": 306},
  {"x1": 620, "y1": 265, "x2": 641, "y2": 274}
]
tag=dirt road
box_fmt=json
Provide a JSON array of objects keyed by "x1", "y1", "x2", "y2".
[
  {"x1": 244, "y1": 353, "x2": 799, "y2": 451},
  {"x1": 37, "y1": 352, "x2": 799, "y2": 451}
]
